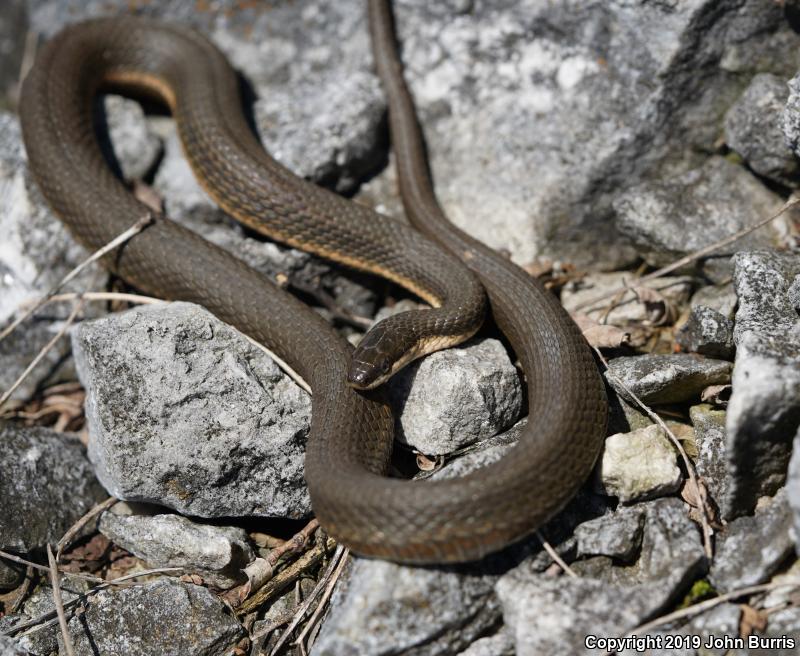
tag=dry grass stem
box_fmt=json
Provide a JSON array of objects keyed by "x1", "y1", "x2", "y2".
[
  {"x1": 611, "y1": 582, "x2": 800, "y2": 654},
  {"x1": 537, "y1": 531, "x2": 578, "y2": 578},
  {"x1": 575, "y1": 198, "x2": 800, "y2": 312},
  {"x1": 266, "y1": 545, "x2": 346, "y2": 656},
  {"x1": 47, "y1": 544, "x2": 75, "y2": 656},
  {"x1": 0, "y1": 215, "x2": 153, "y2": 343},
  {"x1": 593, "y1": 347, "x2": 714, "y2": 559},
  {"x1": 293, "y1": 548, "x2": 350, "y2": 654},
  {"x1": 0, "y1": 298, "x2": 85, "y2": 409}
]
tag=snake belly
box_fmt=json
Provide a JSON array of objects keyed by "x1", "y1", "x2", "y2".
[{"x1": 19, "y1": 7, "x2": 607, "y2": 564}]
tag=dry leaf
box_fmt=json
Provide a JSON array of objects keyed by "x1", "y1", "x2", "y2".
[
  {"x1": 739, "y1": 604, "x2": 768, "y2": 638},
  {"x1": 630, "y1": 285, "x2": 678, "y2": 326},
  {"x1": 523, "y1": 259, "x2": 554, "y2": 278},
  {"x1": 416, "y1": 453, "x2": 438, "y2": 472},
  {"x1": 132, "y1": 180, "x2": 163, "y2": 213},
  {"x1": 571, "y1": 313, "x2": 631, "y2": 348},
  {"x1": 701, "y1": 384, "x2": 732, "y2": 406}
]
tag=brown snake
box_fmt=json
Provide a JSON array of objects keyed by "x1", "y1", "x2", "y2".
[{"x1": 19, "y1": 0, "x2": 607, "y2": 563}]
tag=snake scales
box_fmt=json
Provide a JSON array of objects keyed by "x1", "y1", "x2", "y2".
[{"x1": 19, "y1": 0, "x2": 607, "y2": 563}]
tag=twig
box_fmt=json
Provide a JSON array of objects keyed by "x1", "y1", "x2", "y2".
[
  {"x1": 611, "y1": 582, "x2": 800, "y2": 654},
  {"x1": 237, "y1": 538, "x2": 335, "y2": 616},
  {"x1": 42, "y1": 291, "x2": 164, "y2": 307},
  {"x1": 56, "y1": 497, "x2": 118, "y2": 562},
  {"x1": 575, "y1": 198, "x2": 800, "y2": 312},
  {"x1": 0, "y1": 215, "x2": 153, "y2": 343},
  {"x1": 0, "y1": 298, "x2": 85, "y2": 408},
  {"x1": 47, "y1": 545, "x2": 75, "y2": 656},
  {"x1": 6, "y1": 567, "x2": 184, "y2": 637},
  {"x1": 536, "y1": 531, "x2": 578, "y2": 579},
  {"x1": 9, "y1": 565, "x2": 34, "y2": 613},
  {"x1": 1, "y1": 549, "x2": 110, "y2": 585},
  {"x1": 268, "y1": 520, "x2": 320, "y2": 567},
  {"x1": 594, "y1": 347, "x2": 714, "y2": 559},
  {"x1": 265, "y1": 544, "x2": 346, "y2": 655},
  {"x1": 293, "y1": 548, "x2": 350, "y2": 654}
]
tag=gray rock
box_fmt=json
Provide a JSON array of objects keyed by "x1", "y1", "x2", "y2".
[
  {"x1": 0, "y1": 0, "x2": 26, "y2": 110},
  {"x1": 386, "y1": 0, "x2": 800, "y2": 269},
  {"x1": 312, "y1": 557, "x2": 501, "y2": 656},
  {"x1": 676, "y1": 306, "x2": 735, "y2": 360},
  {"x1": 62, "y1": 579, "x2": 244, "y2": 656},
  {"x1": 724, "y1": 250, "x2": 800, "y2": 519},
  {"x1": 789, "y1": 274, "x2": 800, "y2": 312},
  {"x1": 575, "y1": 506, "x2": 645, "y2": 561},
  {"x1": 605, "y1": 353, "x2": 733, "y2": 406},
  {"x1": 594, "y1": 425, "x2": 683, "y2": 503},
  {"x1": 783, "y1": 72, "x2": 800, "y2": 158},
  {"x1": 710, "y1": 488, "x2": 794, "y2": 593},
  {"x1": 629, "y1": 602, "x2": 741, "y2": 656},
  {"x1": 560, "y1": 273, "x2": 693, "y2": 325},
  {"x1": 725, "y1": 73, "x2": 798, "y2": 186},
  {"x1": 0, "y1": 422, "x2": 106, "y2": 553},
  {"x1": 498, "y1": 498, "x2": 706, "y2": 655},
  {"x1": 101, "y1": 95, "x2": 163, "y2": 181},
  {"x1": 690, "y1": 282, "x2": 738, "y2": 320},
  {"x1": 72, "y1": 301, "x2": 312, "y2": 519},
  {"x1": 0, "y1": 634, "x2": 28, "y2": 656},
  {"x1": 614, "y1": 157, "x2": 784, "y2": 282},
  {"x1": 10, "y1": 585, "x2": 83, "y2": 656},
  {"x1": 690, "y1": 404, "x2": 730, "y2": 509},
  {"x1": 456, "y1": 629, "x2": 514, "y2": 656},
  {"x1": 98, "y1": 511, "x2": 255, "y2": 589},
  {"x1": 0, "y1": 112, "x2": 106, "y2": 401},
  {"x1": 389, "y1": 338, "x2": 522, "y2": 455},
  {"x1": 789, "y1": 427, "x2": 800, "y2": 549}
]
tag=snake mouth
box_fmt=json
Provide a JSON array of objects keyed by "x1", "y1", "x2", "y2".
[{"x1": 347, "y1": 360, "x2": 390, "y2": 390}]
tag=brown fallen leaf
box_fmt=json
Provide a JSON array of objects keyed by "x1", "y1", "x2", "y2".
[
  {"x1": 629, "y1": 285, "x2": 679, "y2": 326},
  {"x1": 701, "y1": 384, "x2": 732, "y2": 407},
  {"x1": 571, "y1": 313, "x2": 631, "y2": 348},
  {"x1": 739, "y1": 603, "x2": 768, "y2": 639}
]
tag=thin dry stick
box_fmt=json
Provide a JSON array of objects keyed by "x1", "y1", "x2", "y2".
[
  {"x1": 536, "y1": 531, "x2": 578, "y2": 579},
  {"x1": 611, "y1": 581, "x2": 800, "y2": 655},
  {"x1": 294, "y1": 548, "x2": 350, "y2": 654},
  {"x1": 0, "y1": 298, "x2": 85, "y2": 408},
  {"x1": 46, "y1": 545, "x2": 75, "y2": 656},
  {"x1": 266, "y1": 545, "x2": 347, "y2": 656},
  {"x1": 268, "y1": 520, "x2": 320, "y2": 567},
  {"x1": 0, "y1": 214, "x2": 153, "y2": 343},
  {"x1": 44, "y1": 291, "x2": 164, "y2": 307},
  {"x1": 56, "y1": 497, "x2": 118, "y2": 562},
  {"x1": 575, "y1": 198, "x2": 800, "y2": 312},
  {"x1": 9, "y1": 565, "x2": 34, "y2": 613},
  {"x1": 593, "y1": 347, "x2": 714, "y2": 559},
  {"x1": 7, "y1": 567, "x2": 184, "y2": 638},
  {"x1": 0, "y1": 549, "x2": 103, "y2": 584}
]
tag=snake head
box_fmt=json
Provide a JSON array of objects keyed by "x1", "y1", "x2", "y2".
[{"x1": 348, "y1": 323, "x2": 415, "y2": 390}]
